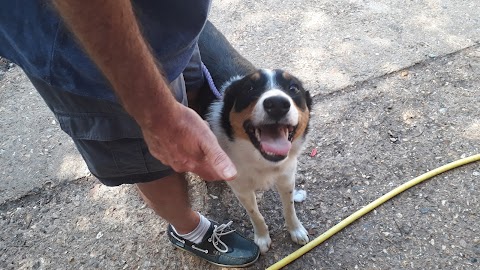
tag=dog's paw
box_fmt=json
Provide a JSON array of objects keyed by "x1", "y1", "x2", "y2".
[
  {"x1": 289, "y1": 225, "x2": 309, "y2": 245},
  {"x1": 254, "y1": 234, "x2": 272, "y2": 254}
]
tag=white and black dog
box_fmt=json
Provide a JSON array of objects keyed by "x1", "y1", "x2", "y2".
[{"x1": 198, "y1": 21, "x2": 312, "y2": 253}]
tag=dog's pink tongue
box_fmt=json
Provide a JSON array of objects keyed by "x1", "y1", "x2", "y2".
[{"x1": 260, "y1": 126, "x2": 291, "y2": 156}]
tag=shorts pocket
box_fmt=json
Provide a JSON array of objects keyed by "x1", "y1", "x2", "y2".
[{"x1": 55, "y1": 111, "x2": 143, "y2": 141}]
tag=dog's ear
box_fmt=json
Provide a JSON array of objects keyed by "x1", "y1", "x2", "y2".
[
  {"x1": 305, "y1": 90, "x2": 312, "y2": 111},
  {"x1": 302, "y1": 90, "x2": 313, "y2": 138}
]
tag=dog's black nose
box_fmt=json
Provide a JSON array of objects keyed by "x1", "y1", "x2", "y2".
[{"x1": 263, "y1": 96, "x2": 290, "y2": 120}]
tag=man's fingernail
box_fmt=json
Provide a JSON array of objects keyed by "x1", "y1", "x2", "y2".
[{"x1": 223, "y1": 166, "x2": 237, "y2": 180}]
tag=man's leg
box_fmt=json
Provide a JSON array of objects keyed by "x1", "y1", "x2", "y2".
[
  {"x1": 26, "y1": 44, "x2": 260, "y2": 266},
  {"x1": 136, "y1": 172, "x2": 199, "y2": 234},
  {"x1": 183, "y1": 44, "x2": 217, "y2": 118}
]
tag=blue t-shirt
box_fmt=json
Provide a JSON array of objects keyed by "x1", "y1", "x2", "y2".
[{"x1": 0, "y1": 0, "x2": 211, "y2": 102}]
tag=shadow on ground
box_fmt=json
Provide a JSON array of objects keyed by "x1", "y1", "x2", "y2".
[
  {"x1": 1, "y1": 1, "x2": 479, "y2": 269},
  {"x1": 1, "y1": 44, "x2": 478, "y2": 270}
]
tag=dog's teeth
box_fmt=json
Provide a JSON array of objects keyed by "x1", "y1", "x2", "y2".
[{"x1": 255, "y1": 129, "x2": 261, "y2": 141}]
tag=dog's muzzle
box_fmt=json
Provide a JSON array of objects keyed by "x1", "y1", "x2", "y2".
[{"x1": 263, "y1": 96, "x2": 290, "y2": 121}]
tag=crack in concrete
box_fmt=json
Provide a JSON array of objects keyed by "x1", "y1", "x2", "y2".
[
  {"x1": 0, "y1": 176, "x2": 90, "y2": 208},
  {"x1": 312, "y1": 41, "x2": 480, "y2": 103},
  {"x1": 2, "y1": 41, "x2": 478, "y2": 207}
]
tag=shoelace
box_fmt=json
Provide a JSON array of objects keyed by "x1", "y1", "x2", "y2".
[{"x1": 208, "y1": 221, "x2": 236, "y2": 253}]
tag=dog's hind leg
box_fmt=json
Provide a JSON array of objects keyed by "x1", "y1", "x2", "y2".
[
  {"x1": 275, "y1": 173, "x2": 310, "y2": 246},
  {"x1": 232, "y1": 190, "x2": 272, "y2": 254}
]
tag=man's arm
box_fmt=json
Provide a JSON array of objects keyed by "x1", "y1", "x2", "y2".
[
  {"x1": 52, "y1": 0, "x2": 237, "y2": 181},
  {"x1": 52, "y1": 0, "x2": 175, "y2": 127}
]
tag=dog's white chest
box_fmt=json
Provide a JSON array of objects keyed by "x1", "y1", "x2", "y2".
[{"x1": 224, "y1": 139, "x2": 297, "y2": 191}]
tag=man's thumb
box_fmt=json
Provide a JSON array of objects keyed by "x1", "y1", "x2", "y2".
[{"x1": 209, "y1": 146, "x2": 237, "y2": 181}]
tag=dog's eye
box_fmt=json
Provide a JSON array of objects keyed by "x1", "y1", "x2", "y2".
[{"x1": 289, "y1": 84, "x2": 299, "y2": 93}]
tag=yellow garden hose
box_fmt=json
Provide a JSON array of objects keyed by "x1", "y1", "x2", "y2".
[{"x1": 267, "y1": 154, "x2": 480, "y2": 270}]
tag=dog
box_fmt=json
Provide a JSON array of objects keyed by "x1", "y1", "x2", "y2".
[{"x1": 198, "y1": 21, "x2": 312, "y2": 253}]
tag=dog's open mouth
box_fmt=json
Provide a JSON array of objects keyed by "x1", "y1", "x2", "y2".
[{"x1": 244, "y1": 120, "x2": 296, "y2": 162}]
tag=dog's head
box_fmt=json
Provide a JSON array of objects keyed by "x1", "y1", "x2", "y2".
[{"x1": 220, "y1": 69, "x2": 312, "y2": 162}]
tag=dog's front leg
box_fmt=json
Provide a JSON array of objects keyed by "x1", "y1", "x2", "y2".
[
  {"x1": 276, "y1": 173, "x2": 309, "y2": 245},
  {"x1": 233, "y1": 191, "x2": 272, "y2": 253}
]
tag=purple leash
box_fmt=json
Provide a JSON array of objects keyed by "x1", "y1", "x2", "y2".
[{"x1": 201, "y1": 62, "x2": 223, "y2": 99}]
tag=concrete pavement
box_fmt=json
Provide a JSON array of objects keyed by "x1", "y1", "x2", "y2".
[{"x1": 1, "y1": 0, "x2": 479, "y2": 269}]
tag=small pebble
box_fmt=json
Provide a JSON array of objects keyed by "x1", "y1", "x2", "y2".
[
  {"x1": 293, "y1": 189, "x2": 307, "y2": 203},
  {"x1": 419, "y1": 207, "x2": 432, "y2": 214}
]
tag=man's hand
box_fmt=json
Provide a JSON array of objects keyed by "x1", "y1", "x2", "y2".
[
  {"x1": 142, "y1": 103, "x2": 237, "y2": 181},
  {"x1": 52, "y1": 0, "x2": 236, "y2": 181}
]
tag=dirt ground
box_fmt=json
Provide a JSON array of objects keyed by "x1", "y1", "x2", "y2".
[
  {"x1": 207, "y1": 45, "x2": 480, "y2": 269},
  {"x1": 1, "y1": 1, "x2": 479, "y2": 269}
]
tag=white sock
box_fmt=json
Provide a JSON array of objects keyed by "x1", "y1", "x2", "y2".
[{"x1": 173, "y1": 213, "x2": 211, "y2": 244}]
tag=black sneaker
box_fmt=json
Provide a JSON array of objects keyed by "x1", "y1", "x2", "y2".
[{"x1": 167, "y1": 220, "x2": 260, "y2": 268}]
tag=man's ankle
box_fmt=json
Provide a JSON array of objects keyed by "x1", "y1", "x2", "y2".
[
  {"x1": 171, "y1": 211, "x2": 200, "y2": 234},
  {"x1": 172, "y1": 213, "x2": 211, "y2": 244}
]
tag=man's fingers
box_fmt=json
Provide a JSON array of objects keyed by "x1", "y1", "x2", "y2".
[
  {"x1": 144, "y1": 115, "x2": 236, "y2": 181},
  {"x1": 192, "y1": 166, "x2": 223, "y2": 181},
  {"x1": 202, "y1": 141, "x2": 237, "y2": 181},
  {"x1": 159, "y1": 149, "x2": 236, "y2": 181},
  {"x1": 216, "y1": 152, "x2": 237, "y2": 181},
  {"x1": 169, "y1": 159, "x2": 223, "y2": 181}
]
